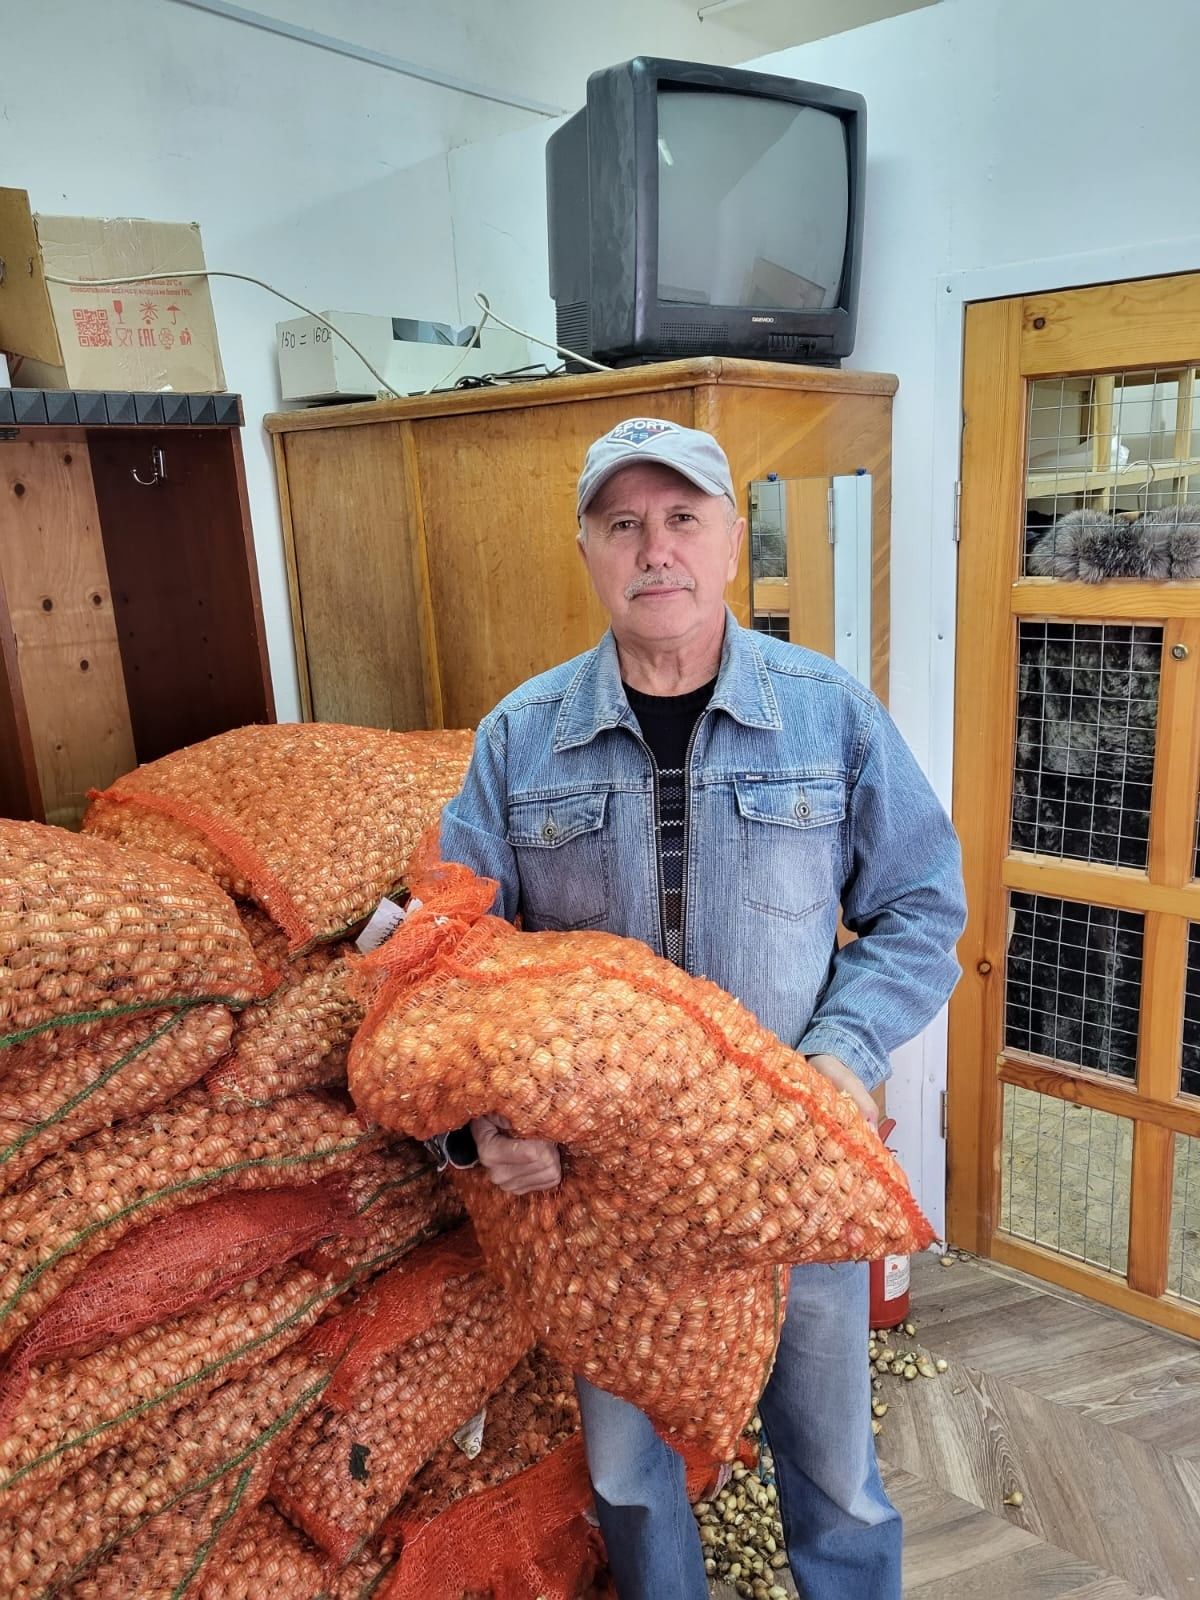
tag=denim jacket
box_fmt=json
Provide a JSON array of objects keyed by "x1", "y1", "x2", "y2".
[{"x1": 440, "y1": 612, "x2": 965, "y2": 1090}]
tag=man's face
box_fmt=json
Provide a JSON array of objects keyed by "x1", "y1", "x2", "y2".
[{"x1": 578, "y1": 462, "x2": 745, "y2": 649}]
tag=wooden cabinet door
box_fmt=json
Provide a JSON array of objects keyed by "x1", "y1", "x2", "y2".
[{"x1": 949, "y1": 277, "x2": 1200, "y2": 1339}]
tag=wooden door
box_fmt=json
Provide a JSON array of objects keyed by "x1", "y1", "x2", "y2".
[{"x1": 949, "y1": 275, "x2": 1200, "y2": 1339}]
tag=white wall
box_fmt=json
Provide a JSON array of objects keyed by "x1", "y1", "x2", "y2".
[
  {"x1": 3, "y1": 0, "x2": 541, "y2": 720},
  {"x1": 446, "y1": 0, "x2": 1200, "y2": 1220},
  {"x1": 3, "y1": 0, "x2": 872, "y2": 724}
]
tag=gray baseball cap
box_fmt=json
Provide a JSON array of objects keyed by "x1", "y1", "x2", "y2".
[{"x1": 576, "y1": 417, "x2": 735, "y2": 518}]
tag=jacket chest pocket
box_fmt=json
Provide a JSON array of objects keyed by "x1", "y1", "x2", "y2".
[
  {"x1": 734, "y1": 776, "x2": 846, "y2": 921},
  {"x1": 506, "y1": 790, "x2": 611, "y2": 930}
]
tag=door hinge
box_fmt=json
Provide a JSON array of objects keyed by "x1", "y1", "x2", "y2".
[
  {"x1": 939, "y1": 1089, "x2": 948, "y2": 1139},
  {"x1": 826, "y1": 485, "x2": 836, "y2": 545},
  {"x1": 952, "y1": 480, "x2": 962, "y2": 543}
]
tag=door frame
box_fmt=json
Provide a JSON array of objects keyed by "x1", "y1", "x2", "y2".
[{"x1": 919, "y1": 235, "x2": 1200, "y2": 1239}]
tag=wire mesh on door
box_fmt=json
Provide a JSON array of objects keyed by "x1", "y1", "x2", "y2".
[
  {"x1": 1169, "y1": 1135, "x2": 1200, "y2": 1304},
  {"x1": 1000, "y1": 1084, "x2": 1132, "y2": 1275},
  {"x1": 1184, "y1": 926, "x2": 1200, "y2": 1100},
  {"x1": 1011, "y1": 622, "x2": 1161, "y2": 870},
  {"x1": 1005, "y1": 892, "x2": 1143, "y2": 1079},
  {"x1": 1024, "y1": 369, "x2": 1200, "y2": 579}
]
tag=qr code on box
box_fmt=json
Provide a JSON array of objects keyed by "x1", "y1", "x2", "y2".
[{"x1": 73, "y1": 308, "x2": 112, "y2": 348}]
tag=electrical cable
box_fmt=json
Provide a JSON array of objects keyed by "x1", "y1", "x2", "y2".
[
  {"x1": 472, "y1": 291, "x2": 610, "y2": 374},
  {"x1": 42, "y1": 267, "x2": 406, "y2": 398},
  {"x1": 42, "y1": 272, "x2": 611, "y2": 397}
]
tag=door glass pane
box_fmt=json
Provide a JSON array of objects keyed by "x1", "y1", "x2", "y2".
[
  {"x1": 1011, "y1": 622, "x2": 1161, "y2": 869},
  {"x1": 1000, "y1": 1084, "x2": 1132, "y2": 1275},
  {"x1": 1169, "y1": 1134, "x2": 1200, "y2": 1304},
  {"x1": 1005, "y1": 892, "x2": 1143, "y2": 1078},
  {"x1": 1024, "y1": 368, "x2": 1200, "y2": 579},
  {"x1": 1184, "y1": 925, "x2": 1200, "y2": 1100}
]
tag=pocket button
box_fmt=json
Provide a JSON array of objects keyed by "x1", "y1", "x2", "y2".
[
  {"x1": 542, "y1": 820, "x2": 559, "y2": 841},
  {"x1": 794, "y1": 800, "x2": 811, "y2": 819}
]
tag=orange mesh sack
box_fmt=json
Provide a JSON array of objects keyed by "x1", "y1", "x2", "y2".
[
  {"x1": 207, "y1": 943, "x2": 362, "y2": 1110},
  {"x1": 308, "y1": 1144, "x2": 466, "y2": 1281},
  {"x1": 83, "y1": 724, "x2": 475, "y2": 950},
  {"x1": 197, "y1": 1504, "x2": 329, "y2": 1600},
  {"x1": 0, "y1": 1003, "x2": 234, "y2": 1192},
  {"x1": 381, "y1": 1435, "x2": 600, "y2": 1600},
  {"x1": 271, "y1": 1229, "x2": 533, "y2": 1564},
  {"x1": 346, "y1": 863, "x2": 932, "y2": 1454},
  {"x1": 1, "y1": 1348, "x2": 328, "y2": 1598},
  {"x1": 350, "y1": 864, "x2": 933, "y2": 1270},
  {"x1": 192, "y1": 1503, "x2": 333, "y2": 1600},
  {"x1": 460, "y1": 1173, "x2": 785, "y2": 1457},
  {"x1": 386, "y1": 1432, "x2": 715, "y2": 1600},
  {"x1": 1, "y1": 1150, "x2": 454, "y2": 1515},
  {"x1": 199, "y1": 1506, "x2": 409, "y2": 1600},
  {"x1": 0, "y1": 1178, "x2": 358, "y2": 1443},
  {"x1": 0, "y1": 820, "x2": 275, "y2": 1047},
  {"x1": 396, "y1": 1348, "x2": 580, "y2": 1529},
  {"x1": 63, "y1": 1444, "x2": 286, "y2": 1600},
  {"x1": 0, "y1": 1088, "x2": 380, "y2": 1356}
]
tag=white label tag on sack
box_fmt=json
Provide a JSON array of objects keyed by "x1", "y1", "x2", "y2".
[
  {"x1": 354, "y1": 895, "x2": 409, "y2": 954},
  {"x1": 452, "y1": 1407, "x2": 487, "y2": 1459}
]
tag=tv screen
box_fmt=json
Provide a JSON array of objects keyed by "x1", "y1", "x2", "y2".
[
  {"x1": 546, "y1": 58, "x2": 866, "y2": 367},
  {"x1": 656, "y1": 90, "x2": 850, "y2": 314}
]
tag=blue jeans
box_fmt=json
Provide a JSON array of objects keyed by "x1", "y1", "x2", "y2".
[{"x1": 575, "y1": 1262, "x2": 901, "y2": 1600}]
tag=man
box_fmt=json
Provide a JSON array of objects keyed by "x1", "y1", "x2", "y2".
[{"x1": 438, "y1": 417, "x2": 965, "y2": 1599}]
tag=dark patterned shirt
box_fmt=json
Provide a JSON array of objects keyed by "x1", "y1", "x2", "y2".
[{"x1": 624, "y1": 676, "x2": 717, "y2": 965}]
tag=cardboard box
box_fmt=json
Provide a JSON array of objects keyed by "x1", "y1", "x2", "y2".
[
  {"x1": 0, "y1": 188, "x2": 225, "y2": 392},
  {"x1": 277, "y1": 310, "x2": 530, "y2": 403}
]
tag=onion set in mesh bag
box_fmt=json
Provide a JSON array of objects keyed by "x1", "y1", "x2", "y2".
[
  {"x1": 1, "y1": 1349, "x2": 328, "y2": 1599},
  {"x1": 207, "y1": 943, "x2": 362, "y2": 1111},
  {"x1": 270, "y1": 1228, "x2": 533, "y2": 1564},
  {"x1": 0, "y1": 1003, "x2": 234, "y2": 1193},
  {"x1": 346, "y1": 863, "x2": 933, "y2": 1451},
  {"x1": 0, "y1": 820, "x2": 275, "y2": 1046},
  {"x1": 1, "y1": 1150, "x2": 454, "y2": 1516},
  {"x1": 83, "y1": 724, "x2": 474, "y2": 950},
  {"x1": 395, "y1": 1347, "x2": 580, "y2": 1530},
  {"x1": 0, "y1": 1088, "x2": 381, "y2": 1357}
]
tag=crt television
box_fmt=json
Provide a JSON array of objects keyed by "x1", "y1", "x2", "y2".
[{"x1": 546, "y1": 57, "x2": 865, "y2": 369}]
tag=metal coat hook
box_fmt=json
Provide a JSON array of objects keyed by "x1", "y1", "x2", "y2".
[{"x1": 132, "y1": 447, "x2": 167, "y2": 487}]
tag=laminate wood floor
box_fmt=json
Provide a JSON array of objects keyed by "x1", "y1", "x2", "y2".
[{"x1": 711, "y1": 1251, "x2": 1197, "y2": 1600}]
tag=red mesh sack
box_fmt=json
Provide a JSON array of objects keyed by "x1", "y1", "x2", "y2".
[
  {"x1": 0, "y1": 820, "x2": 276, "y2": 1046},
  {"x1": 0, "y1": 1088, "x2": 380, "y2": 1356},
  {"x1": 63, "y1": 1430, "x2": 290, "y2": 1599},
  {"x1": 271, "y1": 1229, "x2": 533, "y2": 1563},
  {"x1": 385, "y1": 1433, "x2": 717, "y2": 1600},
  {"x1": 207, "y1": 943, "x2": 361, "y2": 1110},
  {"x1": 83, "y1": 724, "x2": 474, "y2": 950},
  {"x1": 1, "y1": 1149, "x2": 453, "y2": 1514},
  {"x1": 1, "y1": 1348, "x2": 328, "y2": 1598},
  {"x1": 0, "y1": 1177, "x2": 360, "y2": 1435},
  {"x1": 381, "y1": 1436, "x2": 599, "y2": 1600},
  {"x1": 0, "y1": 1003, "x2": 234, "y2": 1192}
]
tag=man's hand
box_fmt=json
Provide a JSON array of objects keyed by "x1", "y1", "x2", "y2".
[
  {"x1": 808, "y1": 1054, "x2": 880, "y2": 1129},
  {"x1": 471, "y1": 1114, "x2": 562, "y2": 1195}
]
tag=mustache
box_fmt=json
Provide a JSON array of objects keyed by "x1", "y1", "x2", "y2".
[{"x1": 624, "y1": 574, "x2": 696, "y2": 600}]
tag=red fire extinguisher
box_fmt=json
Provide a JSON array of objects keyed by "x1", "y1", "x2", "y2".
[{"x1": 868, "y1": 1118, "x2": 911, "y2": 1329}]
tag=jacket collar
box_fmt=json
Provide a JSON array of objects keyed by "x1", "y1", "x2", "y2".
[{"x1": 552, "y1": 607, "x2": 783, "y2": 751}]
